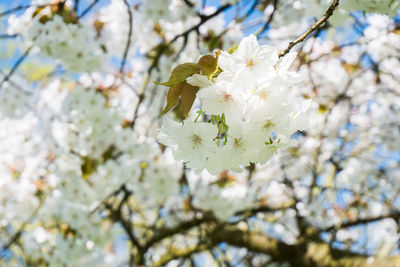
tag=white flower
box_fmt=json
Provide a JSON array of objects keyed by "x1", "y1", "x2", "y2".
[
  {"x1": 192, "y1": 180, "x2": 252, "y2": 220},
  {"x1": 0, "y1": 83, "x2": 32, "y2": 118},
  {"x1": 219, "y1": 34, "x2": 278, "y2": 90},
  {"x1": 274, "y1": 52, "x2": 303, "y2": 85},
  {"x1": 43, "y1": 15, "x2": 69, "y2": 42},
  {"x1": 158, "y1": 118, "x2": 218, "y2": 173},
  {"x1": 186, "y1": 74, "x2": 213, "y2": 88},
  {"x1": 255, "y1": 138, "x2": 299, "y2": 165},
  {"x1": 197, "y1": 81, "x2": 244, "y2": 124}
]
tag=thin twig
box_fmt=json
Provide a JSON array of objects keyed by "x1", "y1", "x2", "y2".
[
  {"x1": 0, "y1": 34, "x2": 18, "y2": 39},
  {"x1": 105, "y1": 202, "x2": 142, "y2": 250},
  {"x1": 256, "y1": 0, "x2": 278, "y2": 36},
  {"x1": 74, "y1": 0, "x2": 80, "y2": 13},
  {"x1": 183, "y1": 0, "x2": 195, "y2": 8},
  {"x1": 0, "y1": 46, "x2": 32, "y2": 89},
  {"x1": 129, "y1": 74, "x2": 149, "y2": 129},
  {"x1": 169, "y1": 4, "x2": 231, "y2": 44},
  {"x1": 0, "y1": 3, "x2": 60, "y2": 18},
  {"x1": 0, "y1": 197, "x2": 46, "y2": 253},
  {"x1": 119, "y1": 0, "x2": 133, "y2": 75},
  {"x1": 278, "y1": 0, "x2": 340, "y2": 58},
  {"x1": 77, "y1": 0, "x2": 101, "y2": 19},
  {"x1": 0, "y1": 5, "x2": 32, "y2": 17}
]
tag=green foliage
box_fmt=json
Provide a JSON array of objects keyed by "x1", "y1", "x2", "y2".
[
  {"x1": 156, "y1": 52, "x2": 220, "y2": 118},
  {"x1": 155, "y1": 63, "x2": 199, "y2": 87}
]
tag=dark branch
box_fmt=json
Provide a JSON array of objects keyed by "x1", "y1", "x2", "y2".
[
  {"x1": 0, "y1": 46, "x2": 32, "y2": 89},
  {"x1": 279, "y1": 0, "x2": 340, "y2": 57},
  {"x1": 119, "y1": 0, "x2": 133, "y2": 74},
  {"x1": 169, "y1": 4, "x2": 231, "y2": 44},
  {"x1": 256, "y1": 0, "x2": 278, "y2": 36},
  {"x1": 0, "y1": 3, "x2": 60, "y2": 18},
  {"x1": 74, "y1": 0, "x2": 80, "y2": 13},
  {"x1": 77, "y1": 0, "x2": 101, "y2": 19},
  {"x1": 0, "y1": 34, "x2": 18, "y2": 39},
  {"x1": 183, "y1": 0, "x2": 195, "y2": 8},
  {"x1": 321, "y1": 211, "x2": 400, "y2": 232}
]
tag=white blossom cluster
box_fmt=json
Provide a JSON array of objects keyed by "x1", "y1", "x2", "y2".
[
  {"x1": 12, "y1": 80, "x2": 184, "y2": 264},
  {"x1": 193, "y1": 181, "x2": 251, "y2": 220},
  {"x1": 268, "y1": 0, "x2": 400, "y2": 35},
  {"x1": 53, "y1": 85, "x2": 121, "y2": 158},
  {"x1": 0, "y1": 83, "x2": 32, "y2": 118},
  {"x1": 342, "y1": 0, "x2": 400, "y2": 16},
  {"x1": 189, "y1": 170, "x2": 252, "y2": 219},
  {"x1": 159, "y1": 35, "x2": 310, "y2": 174},
  {"x1": 1, "y1": 0, "x2": 400, "y2": 265},
  {"x1": 51, "y1": 82, "x2": 182, "y2": 202},
  {"x1": 8, "y1": 8, "x2": 107, "y2": 72}
]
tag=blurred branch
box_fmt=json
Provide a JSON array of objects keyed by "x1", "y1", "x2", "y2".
[
  {"x1": 234, "y1": 202, "x2": 295, "y2": 219},
  {"x1": 321, "y1": 211, "x2": 400, "y2": 232},
  {"x1": 0, "y1": 46, "x2": 32, "y2": 89},
  {"x1": 212, "y1": 224, "x2": 400, "y2": 267},
  {"x1": 0, "y1": 197, "x2": 46, "y2": 253},
  {"x1": 77, "y1": 0, "x2": 101, "y2": 19},
  {"x1": 149, "y1": 215, "x2": 400, "y2": 267},
  {"x1": 169, "y1": 4, "x2": 231, "y2": 44},
  {"x1": 279, "y1": 0, "x2": 340, "y2": 58},
  {"x1": 136, "y1": 214, "x2": 215, "y2": 264},
  {"x1": 152, "y1": 242, "x2": 213, "y2": 267},
  {"x1": 237, "y1": 0, "x2": 260, "y2": 22},
  {"x1": 256, "y1": 0, "x2": 278, "y2": 36},
  {"x1": 183, "y1": 0, "x2": 195, "y2": 8},
  {"x1": 0, "y1": 5, "x2": 32, "y2": 17},
  {"x1": 74, "y1": 0, "x2": 79, "y2": 13},
  {"x1": 0, "y1": 4, "x2": 55, "y2": 18},
  {"x1": 119, "y1": 0, "x2": 133, "y2": 74},
  {"x1": 105, "y1": 190, "x2": 142, "y2": 251},
  {"x1": 0, "y1": 34, "x2": 18, "y2": 39},
  {"x1": 129, "y1": 73, "x2": 149, "y2": 129}
]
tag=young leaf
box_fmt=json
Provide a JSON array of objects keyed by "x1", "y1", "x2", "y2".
[
  {"x1": 155, "y1": 63, "x2": 199, "y2": 87},
  {"x1": 160, "y1": 83, "x2": 184, "y2": 115},
  {"x1": 181, "y1": 83, "x2": 199, "y2": 117},
  {"x1": 197, "y1": 51, "x2": 220, "y2": 78},
  {"x1": 160, "y1": 81, "x2": 199, "y2": 118}
]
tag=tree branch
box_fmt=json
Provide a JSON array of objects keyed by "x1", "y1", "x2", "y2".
[
  {"x1": 74, "y1": 0, "x2": 80, "y2": 13},
  {"x1": 212, "y1": 224, "x2": 400, "y2": 267},
  {"x1": 169, "y1": 4, "x2": 231, "y2": 44},
  {"x1": 0, "y1": 34, "x2": 18, "y2": 39},
  {"x1": 278, "y1": 0, "x2": 340, "y2": 58},
  {"x1": 321, "y1": 211, "x2": 400, "y2": 232},
  {"x1": 256, "y1": 0, "x2": 278, "y2": 36},
  {"x1": 0, "y1": 46, "x2": 32, "y2": 89},
  {"x1": 152, "y1": 242, "x2": 212, "y2": 267},
  {"x1": 0, "y1": 197, "x2": 46, "y2": 253},
  {"x1": 77, "y1": 0, "x2": 101, "y2": 19},
  {"x1": 119, "y1": 0, "x2": 133, "y2": 75}
]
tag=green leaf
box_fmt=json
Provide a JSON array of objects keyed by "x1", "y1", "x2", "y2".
[
  {"x1": 160, "y1": 81, "x2": 199, "y2": 118},
  {"x1": 197, "y1": 51, "x2": 220, "y2": 78},
  {"x1": 155, "y1": 63, "x2": 199, "y2": 87},
  {"x1": 160, "y1": 83, "x2": 184, "y2": 115},
  {"x1": 181, "y1": 83, "x2": 199, "y2": 117}
]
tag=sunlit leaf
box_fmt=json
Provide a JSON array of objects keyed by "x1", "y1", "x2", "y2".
[
  {"x1": 160, "y1": 82, "x2": 184, "y2": 115},
  {"x1": 197, "y1": 51, "x2": 220, "y2": 78},
  {"x1": 155, "y1": 62, "x2": 199, "y2": 87},
  {"x1": 180, "y1": 82, "x2": 199, "y2": 117}
]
